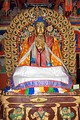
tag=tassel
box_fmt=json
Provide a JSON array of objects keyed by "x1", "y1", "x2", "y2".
[
  {"x1": 39, "y1": 87, "x2": 45, "y2": 92},
  {"x1": 25, "y1": 88, "x2": 29, "y2": 95},
  {"x1": 53, "y1": 88, "x2": 59, "y2": 92},
  {"x1": 20, "y1": 89, "x2": 25, "y2": 94},
  {"x1": 44, "y1": 86, "x2": 49, "y2": 92},
  {"x1": 48, "y1": 87, "x2": 54, "y2": 93},
  {"x1": 34, "y1": 87, "x2": 40, "y2": 94},
  {"x1": 29, "y1": 88, "x2": 34, "y2": 94}
]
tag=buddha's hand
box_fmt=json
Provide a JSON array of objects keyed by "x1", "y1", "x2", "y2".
[{"x1": 36, "y1": 41, "x2": 45, "y2": 52}]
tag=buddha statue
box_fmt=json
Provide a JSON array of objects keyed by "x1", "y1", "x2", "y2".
[{"x1": 10, "y1": 16, "x2": 73, "y2": 94}]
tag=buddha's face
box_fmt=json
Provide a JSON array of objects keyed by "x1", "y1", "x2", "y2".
[{"x1": 36, "y1": 22, "x2": 45, "y2": 35}]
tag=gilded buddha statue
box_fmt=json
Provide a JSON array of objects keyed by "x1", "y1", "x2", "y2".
[{"x1": 10, "y1": 16, "x2": 73, "y2": 94}]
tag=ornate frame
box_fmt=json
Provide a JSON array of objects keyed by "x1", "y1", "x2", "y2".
[{"x1": 4, "y1": 7, "x2": 76, "y2": 79}]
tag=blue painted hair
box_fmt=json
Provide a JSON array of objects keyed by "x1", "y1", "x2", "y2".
[{"x1": 34, "y1": 16, "x2": 48, "y2": 27}]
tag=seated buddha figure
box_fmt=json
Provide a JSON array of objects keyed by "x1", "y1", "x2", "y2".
[{"x1": 11, "y1": 16, "x2": 73, "y2": 94}]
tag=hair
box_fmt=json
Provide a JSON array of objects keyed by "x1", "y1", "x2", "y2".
[{"x1": 34, "y1": 16, "x2": 48, "y2": 27}]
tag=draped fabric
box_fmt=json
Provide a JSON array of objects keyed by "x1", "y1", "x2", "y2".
[
  {"x1": 14, "y1": 0, "x2": 26, "y2": 9},
  {"x1": 12, "y1": 66, "x2": 72, "y2": 91}
]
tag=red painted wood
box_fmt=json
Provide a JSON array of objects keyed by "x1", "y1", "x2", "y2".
[{"x1": 0, "y1": 74, "x2": 8, "y2": 89}]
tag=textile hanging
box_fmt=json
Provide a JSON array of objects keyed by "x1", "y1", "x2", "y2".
[
  {"x1": 2, "y1": 0, "x2": 10, "y2": 13},
  {"x1": 65, "y1": 0, "x2": 73, "y2": 12}
]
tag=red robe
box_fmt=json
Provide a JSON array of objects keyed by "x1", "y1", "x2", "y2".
[{"x1": 19, "y1": 35, "x2": 62, "y2": 67}]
